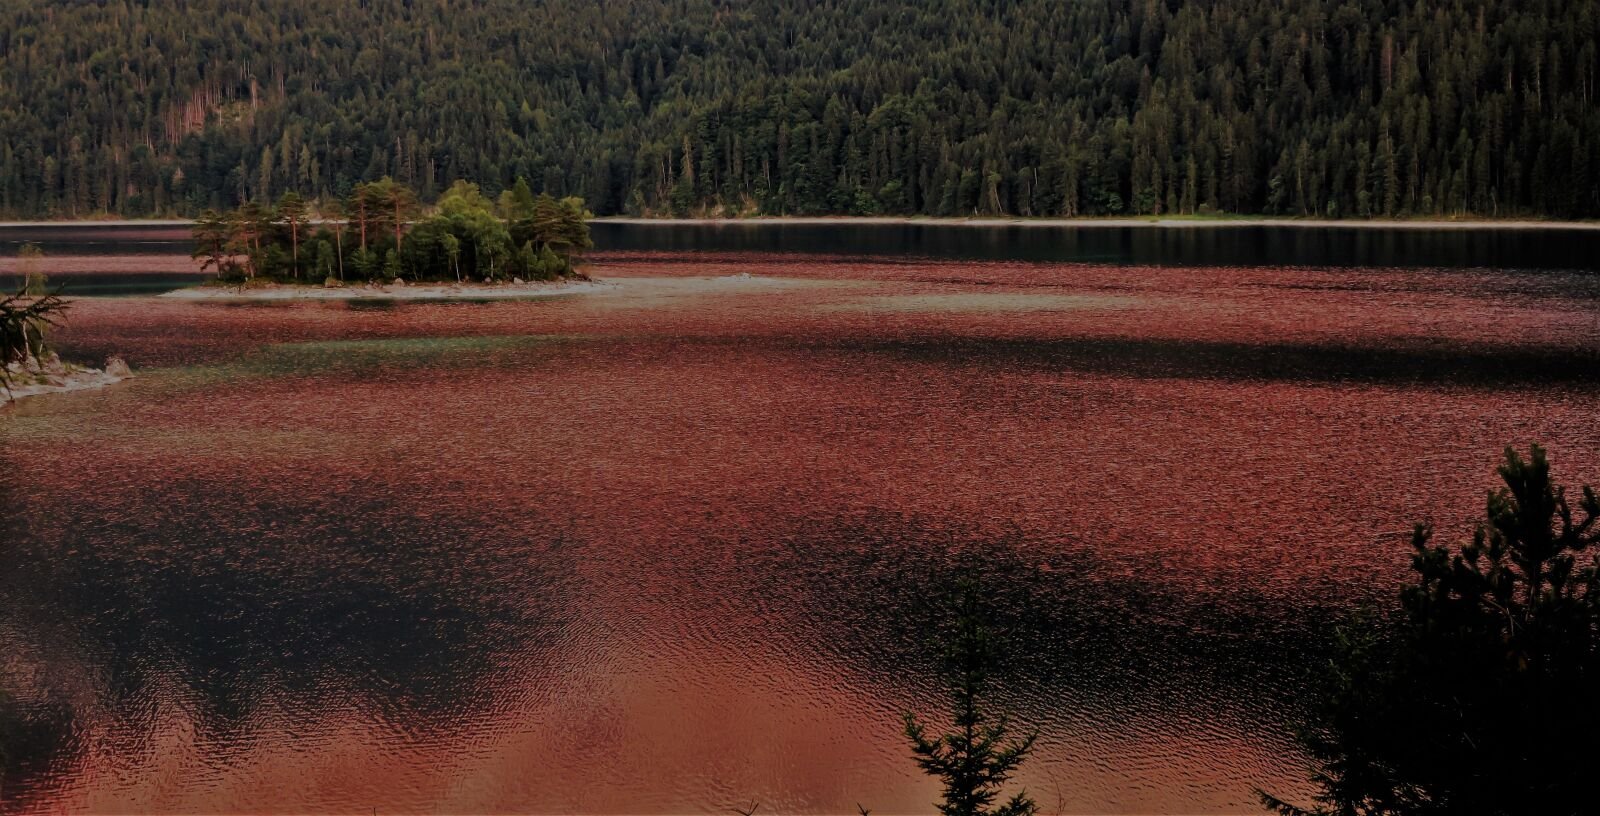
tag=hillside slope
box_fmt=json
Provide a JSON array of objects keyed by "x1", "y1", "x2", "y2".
[{"x1": 1, "y1": 0, "x2": 1596, "y2": 218}]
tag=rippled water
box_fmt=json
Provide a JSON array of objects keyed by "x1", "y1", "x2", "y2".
[{"x1": 4, "y1": 236, "x2": 1600, "y2": 813}]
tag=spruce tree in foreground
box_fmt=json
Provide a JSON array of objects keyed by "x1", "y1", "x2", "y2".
[
  {"x1": 1264, "y1": 445, "x2": 1599, "y2": 816},
  {"x1": 904, "y1": 580, "x2": 1038, "y2": 816}
]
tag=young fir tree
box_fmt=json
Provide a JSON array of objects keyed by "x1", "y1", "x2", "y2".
[
  {"x1": 315, "y1": 240, "x2": 336, "y2": 284},
  {"x1": 1264, "y1": 445, "x2": 1600, "y2": 816},
  {"x1": 350, "y1": 247, "x2": 379, "y2": 281},
  {"x1": 904, "y1": 579, "x2": 1039, "y2": 816},
  {"x1": 382, "y1": 248, "x2": 403, "y2": 281}
]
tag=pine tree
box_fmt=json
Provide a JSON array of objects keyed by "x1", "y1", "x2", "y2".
[
  {"x1": 232, "y1": 202, "x2": 269, "y2": 279},
  {"x1": 1264, "y1": 445, "x2": 1600, "y2": 816},
  {"x1": 275, "y1": 192, "x2": 310, "y2": 279},
  {"x1": 191, "y1": 210, "x2": 233, "y2": 279},
  {"x1": 371, "y1": 177, "x2": 420, "y2": 251},
  {"x1": 904, "y1": 580, "x2": 1039, "y2": 816}
]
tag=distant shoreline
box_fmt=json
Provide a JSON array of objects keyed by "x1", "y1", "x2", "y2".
[{"x1": 3, "y1": 216, "x2": 1599, "y2": 231}]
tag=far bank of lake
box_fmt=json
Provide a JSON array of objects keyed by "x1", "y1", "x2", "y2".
[{"x1": 6, "y1": 219, "x2": 1599, "y2": 297}]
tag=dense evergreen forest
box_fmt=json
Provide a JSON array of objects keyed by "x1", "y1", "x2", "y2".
[{"x1": 1, "y1": 0, "x2": 1597, "y2": 220}]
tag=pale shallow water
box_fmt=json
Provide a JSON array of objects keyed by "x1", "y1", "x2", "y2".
[{"x1": 3, "y1": 241, "x2": 1600, "y2": 813}]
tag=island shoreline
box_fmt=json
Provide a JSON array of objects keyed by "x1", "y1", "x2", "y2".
[
  {"x1": 2, "y1": 357, "x2": 133, "y2": 405},
  {"x1": 158, "y1": 279, "x2": 613, "y2": 302}
]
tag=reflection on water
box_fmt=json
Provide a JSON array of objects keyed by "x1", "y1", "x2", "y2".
[
  {"x1": 1, "y1": 219, "x2": 1598, "y2": 296},
  {"x1": 2, "y1": 246, "x2": 1599, "y2": 813},
  {"x1": 0, "y1": 224, "x2": 193, "y2": 256},
  {"x1": 591, "y1": 221, "x2": 1600, "y2": 269}
]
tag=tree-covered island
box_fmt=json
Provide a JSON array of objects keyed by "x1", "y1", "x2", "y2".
[{"x1": 192, "y1": 177, "x2": 592, "y2": 286}]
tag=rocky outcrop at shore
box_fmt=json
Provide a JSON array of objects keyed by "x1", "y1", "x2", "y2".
[{"x1": 3, "y1": 353, "x2": 133, "y2": 404}]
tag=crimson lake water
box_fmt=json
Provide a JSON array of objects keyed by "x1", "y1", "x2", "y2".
[{"x1": 3, "y1": 223, "x2": 1600, "y2": 814}]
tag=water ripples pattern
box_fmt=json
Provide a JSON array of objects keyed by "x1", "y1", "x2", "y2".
[{"x1": 3, "y1": 252, "x2": 1599, "y2": 813}]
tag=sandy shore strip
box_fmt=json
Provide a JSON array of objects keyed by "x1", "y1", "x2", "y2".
[
  {"x1": 158, "y1": 273, "x2": 845, "y2": 302},
  {"x1": 160, "y1": 279, "x2": 614, "y2": 301}
]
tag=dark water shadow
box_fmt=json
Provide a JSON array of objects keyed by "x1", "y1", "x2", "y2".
[
  {"x1": 723, "y1": 511, "x2": 1344, "y2": 743},
  {"x1": 815, "y1": 335, "x2": 1600, "y2": 389},
  {"x1": 0, "y1": 473, "x2": 583, "y2": 804}
]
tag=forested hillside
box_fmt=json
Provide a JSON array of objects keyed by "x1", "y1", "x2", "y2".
[{"x1": 1, "y1": 0, "x2": 1597, "y2": 219}]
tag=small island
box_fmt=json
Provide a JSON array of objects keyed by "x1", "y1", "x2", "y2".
[{"x1": 183, "y1": 177, "x2": 596, "y2": 298}]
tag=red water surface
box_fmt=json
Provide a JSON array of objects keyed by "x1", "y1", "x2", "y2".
[{"x1": 3, "y1": 254, "x2": 1598, "y2": 813}]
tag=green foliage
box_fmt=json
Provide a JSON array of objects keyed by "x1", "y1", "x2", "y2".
[
  {"x1": 232, "y1": 200, "x2": 271, "y2": 279},
  {"x1": 191, "y1": 209, "x2": 236, "y2": 279},
  {"x1": 510, "y1": 194, "x2": 591, "y2": 277},
  {"x1": 440, "y1": 233, "x2": 462, "y2": 282},
  {"x1": 350, "y1": 247, "x2": 379, "y2": 281},
  {"x1": 275, "y1": 191, "x2": 310, "y2": 278},
  {"x1": 535, "y1": 244, "x2": 563, "y2": 280},
  {"x1": 365, "y1": 176, "x2": 421, "y2": 251},
  {"x1": 1265, "y1": 445, "x2": 1600, "y2": 816},
  {"x1": 314, "y1": 239, "x2": 335, "y2": 280},
  {"x1": 498, "y1": 178, "x2": 538, "y2": 222},
  {"x1": 382, "y1": 248, "x2": 402, "y2": 281},
  {"x1": 0, "y1": 0, "x2": 1594, "y2": 219},
  {"x1": 0, "y1": 287, "x2": 68, "y2": 388},
  {"x1": 195, "y1": 177, "x2": 589, "y2": 283},
  {"x1": 515, "y1": 241, "x2": 539, "y2": 281},
  {"x1": 414, "y1": 180, "x2": 518, "y2": 281},
  {"x1": 904, "y1": 579, "x2": 1038, "y2": 816}
]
